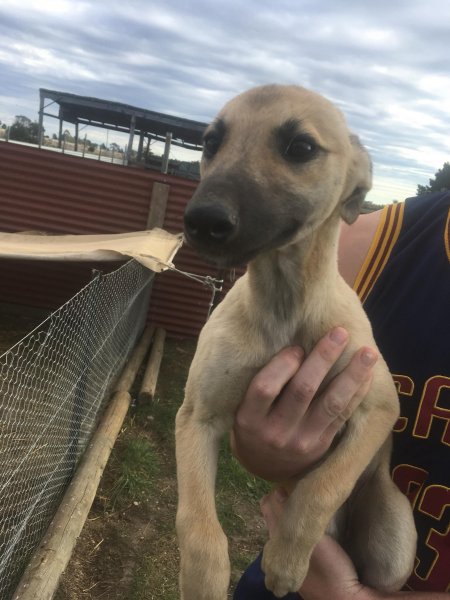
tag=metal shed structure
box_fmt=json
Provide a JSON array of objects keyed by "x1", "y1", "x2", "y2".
[{"x1": 38, "y1": 88, "x2": 208, "y2": 168}]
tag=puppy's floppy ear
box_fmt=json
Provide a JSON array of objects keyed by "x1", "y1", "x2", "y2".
[{"x1": 340, "y1": 135, "x2": 372, "y2": 224}]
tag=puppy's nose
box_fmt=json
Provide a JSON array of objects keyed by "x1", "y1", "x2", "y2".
[{"x1": 184, "y1": 205, "x2": 237, "y2": 244}]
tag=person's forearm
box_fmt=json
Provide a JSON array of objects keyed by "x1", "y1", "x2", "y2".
[
  {"x1": 348, "y1": 589, "x2": 448, "y2": 600},
  {"x1": 381, "y1": 593, "x2": 448, "y2": 600},
  {"x1": 300, "y1": 589, "x2": 449, "y2": 600},
  {"x1": 295, "y1": 534, "x2": 448, "y2": 600}
]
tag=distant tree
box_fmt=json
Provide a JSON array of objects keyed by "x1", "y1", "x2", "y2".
[
  {"x1": 361, "y1": 200, "x2": 384, "y2": 213},
  {"x1": 52, "y1": 133, "x2": 58, "y2": 140},
  {"x1": 9, "y1": 115, "x2": 41, "y2": 143},
  {"x1": 110, "y1": 142, "x2": 122, "y2": 153},
  {"x1": 417, "y1": 162, "x2": 450, "y2": 195},
  {"x1": 63, "y1": 129, "x2": 74, "y2": 143}
]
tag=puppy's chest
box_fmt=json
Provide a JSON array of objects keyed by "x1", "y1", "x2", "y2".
[
  {"x1": 196, "y1": 291, "x2": 343, "y2": 416},
  {"x1": 199, "y1": 321, "x2": 322, "y2": 410},
  {"x1": 260, "y1": 316, "x2": 325, "y2": 358}
]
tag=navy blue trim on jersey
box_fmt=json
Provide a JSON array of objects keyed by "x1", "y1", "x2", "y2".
[{"x1": 234, "y1": 553, "x2": 300, "y2": 600}]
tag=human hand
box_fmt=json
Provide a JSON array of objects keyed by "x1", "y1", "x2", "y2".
[
  {"x1": 231, "y1": 327, "x2": 378, "y2": 481},
  {"x1": 260, "y1": 490, "x2": 374, "y2": 600},
  {"x1": 300, "y1": 535, "x2": 372, "y2": 600}
]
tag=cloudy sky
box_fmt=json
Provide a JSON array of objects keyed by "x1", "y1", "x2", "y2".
[{"x1": 1, "y1": 0, "x2": 449, "y2": 204}]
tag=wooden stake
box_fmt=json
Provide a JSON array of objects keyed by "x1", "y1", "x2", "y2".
[
  {"x1": 115, "y1": 325, "x2": 155, "y2": 393},
  {"x1": 138, "y1": 327, "x2": 166, "y2": 402},
  {"x1": 146, "y1": 182, "x2": 169, "y2": 230},
  {"x1": 12, "y1": 325, "x2": 154, "y2": 600}
]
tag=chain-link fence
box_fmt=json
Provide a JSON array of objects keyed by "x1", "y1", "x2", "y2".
[{"x1": 0, "y1": 259, "x2": 153, "y2": 600}]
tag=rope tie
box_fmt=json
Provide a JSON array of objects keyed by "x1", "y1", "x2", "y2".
[{"x1": 166, "y1": 265, "x2": 224, "y2": 320}]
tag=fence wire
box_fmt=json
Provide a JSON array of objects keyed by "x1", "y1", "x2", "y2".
[{"x1": 0, "y1": 259, "x2": 153, "y2": 600}]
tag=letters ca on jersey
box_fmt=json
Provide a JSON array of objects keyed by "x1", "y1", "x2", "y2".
[{"x1": 392, "y1": 373, "x2": 449, "y2": 592}]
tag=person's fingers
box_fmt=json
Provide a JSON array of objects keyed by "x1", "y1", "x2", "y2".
[
  {"x1": 232, "y1": 331, "x2": 378, "y2": 482},
  {"x1": 271, "y1": 328, "x2": 349, "y2": 425},
  {"x1": 302, "y1": 347, "x2": 377, "y2": 454},
  {"x1": 319, "y1": 376, "x2": 373, "y2": 450},
  {"x1": 236, "y1": 346, "x2": 304, "y2": 424},
  {"x1": 260, "y1": 488, "x2": 288, "y2": 537}
]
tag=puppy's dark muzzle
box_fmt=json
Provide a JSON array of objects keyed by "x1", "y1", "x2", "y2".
[
  {"x1": 184, "y1": 204, "x2": 238, "y2": 246},
  {"x1": 183, "y1": 171, "x2": 304, "y2": 267}
]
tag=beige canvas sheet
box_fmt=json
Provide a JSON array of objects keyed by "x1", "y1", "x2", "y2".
[{"x1": 0, "y1": 228, "x2": 183, "y2": 273}]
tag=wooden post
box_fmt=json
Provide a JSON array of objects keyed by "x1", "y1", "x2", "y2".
[
  {"x1": 12, "y1": 325, "x2": 155, "y2": 600},
  {"x1": 125, "y1": 113, "x2": 136, "y2": 166},
  {"x1": 38, "y1": 91, "x2": 44, "y2": 149},
  {"x1": 138, "y1": 327, "x2": 166, "y2": 402},
  {"x1": 74, "y1": 121, "x2": 79, "y2": 152},
  {"x1": 137, "y1": 131, "x2": 145, "y2": 162},
  {"x1": 161, "y1": 131, "x2": 172, "y2": 174},
  {"x1": 146, "y1": 182, "x2": 169, "y2": 230},
  {"x1": 144, "y1": 182, "x2": 169, "y2": 322},
  {"x1": 115, "y1": 325, "x2": 155, "y2": 393},
  {"x1": 58, "y1": 118, "x2": 63, "y2": 149}
]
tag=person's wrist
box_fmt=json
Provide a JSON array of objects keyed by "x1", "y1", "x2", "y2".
[
  {"x1": 352, "y1": 583, "x2": 384, "y2": 600},
  {"x1": 300, "y1": 585, "x2": 379, "y2": 600}
]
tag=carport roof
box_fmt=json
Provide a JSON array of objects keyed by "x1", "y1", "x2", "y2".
[{"x1": 40, "y1": 88, "x2": 208, "y2": 149}]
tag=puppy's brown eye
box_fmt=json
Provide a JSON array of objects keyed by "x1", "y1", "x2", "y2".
[
  {"x1": 284, "y1": 135, "x2": 318, "y2": 162},
  {"x1": 203, "y1": 134, "x2": 221, "y2": 158}
]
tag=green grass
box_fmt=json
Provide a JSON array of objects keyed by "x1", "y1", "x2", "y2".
[
  {"x1": 218, "y1": 438, "x2": 270, "y2": 501},
  {"x1": 57, "y1": 338, "x2": 268, "y2": 599},
  {"x1": 217, "y1": 439, "x2": 270, "y2": 535},
  {"x1": 107, "y1": 435, "x2": 161, "y2": 508}
]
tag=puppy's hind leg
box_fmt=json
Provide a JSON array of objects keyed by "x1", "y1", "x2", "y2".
[{"x1": 345, "y1": 439, "x2": 417, "y2": 593}]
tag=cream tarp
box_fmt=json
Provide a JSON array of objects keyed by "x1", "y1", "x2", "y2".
[{"x1": 0, "y1": 228, "x2": 183, "y2": 273}]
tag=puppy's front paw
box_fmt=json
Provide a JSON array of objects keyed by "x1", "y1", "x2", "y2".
[{"x1": 261, "y1": 538, "x2": 309, "y2": 598}]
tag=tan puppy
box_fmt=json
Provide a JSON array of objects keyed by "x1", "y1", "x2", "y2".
[{"x1": 175, "y1": 85, "x2": 416, "y2": 599}]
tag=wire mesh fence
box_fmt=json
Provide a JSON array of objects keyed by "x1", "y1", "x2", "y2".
[{"x1": 0, "y1": 259, "x2": 153, "y2": 600}]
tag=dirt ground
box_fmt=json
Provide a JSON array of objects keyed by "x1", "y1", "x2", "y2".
[
  {"x1": 0, "y1": 304, "x2": 48, "y2": 354},
  {"x1": 54, "y1": 338, "x2": 267, "y2": 600},
  {"x1": 1, "y1": 306, "x2": 268, "y2": 600}
]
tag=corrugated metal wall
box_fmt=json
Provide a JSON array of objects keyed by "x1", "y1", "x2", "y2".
[{"x1": 0, "y1": 141, "x2": 235, "y2": 337}]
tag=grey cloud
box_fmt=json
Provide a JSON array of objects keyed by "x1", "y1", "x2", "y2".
[{"x1": 0, "y1": 0, "x2": 448, "y2": 200}]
